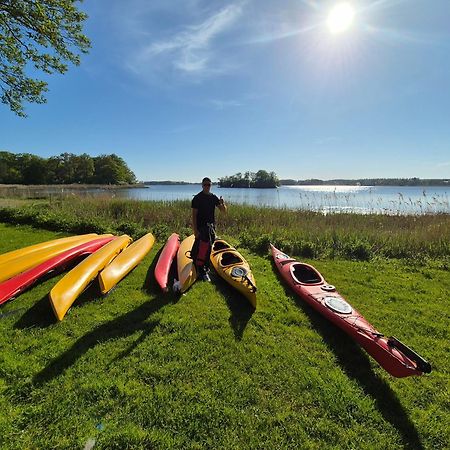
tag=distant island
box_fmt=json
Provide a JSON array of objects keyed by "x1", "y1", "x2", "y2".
[
  {"x1": 144, "y1": 181, "x2": 199, "y2": 185},
  {"x1": 218, "y1": 170, "x2": 280, "y2": 188},
  {"x1": 280, "y1": 178, "x2": 449, "y2": 187}
]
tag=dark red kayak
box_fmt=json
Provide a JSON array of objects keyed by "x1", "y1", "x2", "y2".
[
  {"x1": 270, "y1": 244, "x2": 431, "y2": 378},
  {"x1": 0, "y1": 236, "x2": 114, "y2": 306},
  {"x1": 154, "y1": 233, "x2": 180, "y2": 292}
]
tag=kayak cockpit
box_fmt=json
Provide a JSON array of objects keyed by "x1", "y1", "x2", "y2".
[
  {"x1": 220, "y1": 252, "x2": 243, "y2": 267},
  {"x1": 212, "y1": 240, "x2": 232, "y2": 252},
  {"x1": 290, "y1": 263, "x2": 323, "y2": 284}
]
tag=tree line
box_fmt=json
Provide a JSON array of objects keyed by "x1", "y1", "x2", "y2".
[
  {"x1": 218, "y1": 170, "x2": 280, "y2": 188},
  {"x1": 0, "y1": 151, "x2": 137, "y2": 185},
  {"x1": 280, "y1": 178, "x2": 449, "y2": 186}
]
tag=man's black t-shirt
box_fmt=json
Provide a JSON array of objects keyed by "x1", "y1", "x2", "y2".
[{"x1": 191, "y1": 191, "x2": 220, "y2": 227}]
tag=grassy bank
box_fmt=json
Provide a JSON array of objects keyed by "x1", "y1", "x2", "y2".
[
  {"x1": 0, "y1": 196, "x2": 448, "y2": 260},
  {"x1": 0, "y1": 224, "x2": 448, "y2": 449}
]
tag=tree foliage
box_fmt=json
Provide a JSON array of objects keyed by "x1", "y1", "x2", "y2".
[
  {"x1": 218, "y1": 170, "x2": 279, "y2": 188},
  {"x1": 0, "y1": 0, "x2": 90, "y2": 116},
  {"x1": 0, "y1": 150, "x2": 137, "y2": 184}
]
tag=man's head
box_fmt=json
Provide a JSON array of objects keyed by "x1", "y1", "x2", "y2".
[{"x1": 202, "y1": 177, "x2": 212, "y2": 193}]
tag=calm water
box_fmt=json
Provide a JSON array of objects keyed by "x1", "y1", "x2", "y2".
[{"x1": 109, "y1": 184, "x2": 449, "y2": 215}]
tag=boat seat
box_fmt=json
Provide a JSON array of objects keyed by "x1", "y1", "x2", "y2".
[
  {"x1": 213, "y1": 241, "x2": 231, "y2": 252},
  {"x1": 220, "y1": 252, "x2": 242, "y2": 266},
  {"x1": 291, "y1": 264, "x2": 321, "y2": 284}
]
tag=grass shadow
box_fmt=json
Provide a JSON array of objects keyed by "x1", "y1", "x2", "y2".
[
  {"x1": 15, "y1": 294, "x2": 57, "y2": 329},
  {"x1": 211, "y1": 271, "x2": 254, "y2": 341},
  {"x1": 272, "y1": 263, "x2": 424, "y2": 450},
  {"x1": 33, "y1": 294, "x2": 171, "y2": 386}
]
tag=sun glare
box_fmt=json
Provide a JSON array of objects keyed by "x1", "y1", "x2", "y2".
[{"x1": 327, "y1": 2, "x2": 355, "y2": 34}]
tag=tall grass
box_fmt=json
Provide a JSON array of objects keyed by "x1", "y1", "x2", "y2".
[{"x1": 0, "y1": 196, "x2": 448, "y2": 260}]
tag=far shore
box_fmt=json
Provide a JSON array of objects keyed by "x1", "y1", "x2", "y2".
[{"x1": 0, "y1": 183, "x2": 145, "y2": 190}]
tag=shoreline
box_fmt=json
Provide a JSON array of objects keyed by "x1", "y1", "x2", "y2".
[{"x1": 0, "y1": 183, "x2": 145, "y2": 190}]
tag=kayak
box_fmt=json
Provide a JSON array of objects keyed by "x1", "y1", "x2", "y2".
[
  {"x1": 175, "y1": 234, "x2": 197, "y2": 293},
  {"x1": 270, "y1": 244, "x2": 431, "y2": 378},
  {"x1": 0, "y1": 233, "x2": 97, "y2": 266},
  {"x1": 49, "y1": 235, "x2": 132, "y2": 321},
  {"x1": 210, "y1": 239, "x2": 257, "y2": 308},
  {"x1": 0, "y1": 236, "x2": 115, "y2": 306},
  {"x1": 0, "y1": 234, "x2": 106, "y2": 283},
  {"x1": 154, "y1": 233, "x2": 180, "y2": 292},
  {"x1": 98, "y1": 233, "x2": 155, "y2": 294}
]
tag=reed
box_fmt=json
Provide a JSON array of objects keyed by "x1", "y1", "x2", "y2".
[{"x1": 0, "y1": 196, "x2": 448, "y2": 260}]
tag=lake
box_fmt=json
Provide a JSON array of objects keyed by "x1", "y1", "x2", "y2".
[
  {"x1": 2, "y1": 184, "x2": 448, "y2": 215},
  {"x1": 113, "y1": 184, "x2": 449, "y2": 215}
]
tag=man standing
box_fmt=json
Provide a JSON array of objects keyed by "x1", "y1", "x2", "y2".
[{"x1": 191, "y1": 177, "x2": 227, "y2": 281}]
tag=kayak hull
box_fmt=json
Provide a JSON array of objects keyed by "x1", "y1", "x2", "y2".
[
  {"x1": 154, "y1": 233, "x2": 180, "y2": 292},
  {"x1": 0, "y1": 236, "x2": 115, "y2": 306},
  {"x1": 99, "y1": 233, "x2": 155, "y2": 294},
  {"x1": 270, "y1": 244, "x2": 431, "y2": 378},
  {"x1": 176, "y1": 235, "x2": 197, "y2": 293},
  {"x1": 0, "y1": 233, "x2": 97, "y2": 266},
  {"x1": 0, "y1": 234, "x2": 106, "y2": 283},
  {"x1": 49, "y1": 235, "x2": 132, "y2": 321},
  {"x1": 210, "y1": 239, "x2": 257, "y2": 308}
]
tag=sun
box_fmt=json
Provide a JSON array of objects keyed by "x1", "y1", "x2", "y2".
[{"x1": 327, "y1": 2, "x2": 355, "y2": 34}]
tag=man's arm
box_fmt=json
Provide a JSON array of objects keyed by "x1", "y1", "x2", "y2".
[{"x1": 192, "y1": 208, "x2": 199, "y2": 238}]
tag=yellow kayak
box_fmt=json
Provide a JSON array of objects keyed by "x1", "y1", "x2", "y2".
[
  {"x1": 98, "y1": 233, "x2": 155, "y2": 294},
  {"x1": 49, "y1": 235, "x2": 132, "y2": 321},
  {"x1": 176, "y1": 234, "x2": 197, "y2": 293},
  {"x1": 0, "y1": 234, "x2": 106, "y2": 283},
  {"x1": 210, "y1": 239, "x2": 257, "y2": 308},
  {"x1": 0, "y1": 233, "x2": 97, "y2": 266}
]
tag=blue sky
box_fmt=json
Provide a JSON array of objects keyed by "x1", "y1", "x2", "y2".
[{"x1": 1, "y1": 0, "x2": 449, "y2": 182}]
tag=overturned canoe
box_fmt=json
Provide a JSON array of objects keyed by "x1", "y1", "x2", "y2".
[
  {"x1": 0, "y1": 233, "x2": 97, "y2": 266},
  {"x1": 0, "y1": 236, "x2": 115, "y2": 306},
  {"x1": 99, "y1": 233, "x2": 155, "y2": 294},
  {"x1": 0, "y1": 234, "x2": 105, "y2": 283},
  {"x1": 175, "y1": 234, "x2": 197, "y2": 293},
  {"x1": 210, "y1": 239, "x2": 257, "y2": 308},
  {"x1": 49, "y1": 235, "x2": 132, "y2": 321},
  {"x1": 270, "y1": 244, "x2": 431, "y2": 378},
  {"x1": 154, "y1": 233, "x2": 180, "y2": 292}
]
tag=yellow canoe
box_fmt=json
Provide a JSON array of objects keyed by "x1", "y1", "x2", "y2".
[
  {"x1": 0, "y1": 234, "x2": 107, "y2": 283},
  {"x1": 210, "y1": 239, "x2": 257, "y2": 308},
  {"x1": 98, "y1": 233, "x2": 155, "y2": 294},
  {"x1": 49, "y1": 235, "x2": 132, "y2": 321},
  {"x1": 176, "y1": 234, "x2": 197, "y2": 293},
  {"x1": 0, "y1": 233, "x2": 97, "y2": 266}
]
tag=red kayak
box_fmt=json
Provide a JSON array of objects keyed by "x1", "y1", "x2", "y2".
[
  {"x1": 270, "y1": 244, "x2": 431, "y2": 378},
  {"x1": 0, "y1": 236, "x2": 114, "y2": 306},
  {"x1": 154, "y1": 233, "x2": 180, "y2": 292}
]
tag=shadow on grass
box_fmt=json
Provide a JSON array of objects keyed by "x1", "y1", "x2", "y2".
[
  {"x1": 15, "y1": 294, "x2": 57, "y2": 329},
  {"x1": 34, "y1": 251, "x2": 177, "y2": 385},
  {"x1": 272, "y1": 263, "x2": 424, "y2": 450},
  {"x1": 33, "y1": 294, "x2": 172, "y2": 386},
  {"x1": 304, "y1": 307, "x2": 424, "y2": 450},
  {"x1": 211, "y1": 271, "x2": 254, "y2": 341}
]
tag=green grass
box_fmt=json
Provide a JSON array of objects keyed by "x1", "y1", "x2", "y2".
[
  {"x1": 0, "y1": 223, "x2": 448, "y2": 449},
  {"x1": 0, "y1": 196, "x2": 449, "y2": 260}
]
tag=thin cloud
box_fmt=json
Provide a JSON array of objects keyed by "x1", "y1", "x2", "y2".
[
  {"x1": 132, "y1": 3, "x2": 244, "y2": 77},
  {"x1": 209, "y1": 99, "x2": 243, "y2": 110}
]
